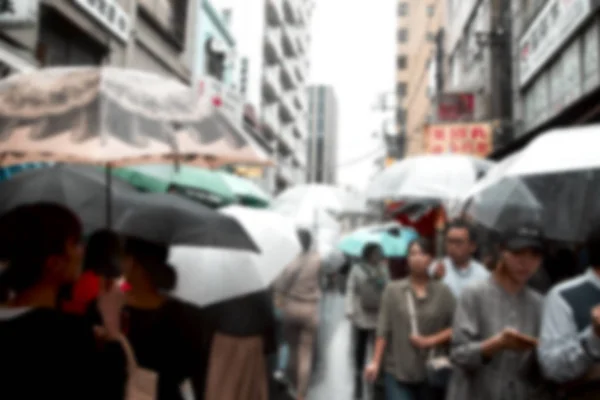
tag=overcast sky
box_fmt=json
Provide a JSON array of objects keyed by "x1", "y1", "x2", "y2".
[
  {"x1": 211, "y1": 0, "x2": 396, "y2": 190},
  {"x1": 308, "y1": 0, "x2": 396, "y2": 190}
]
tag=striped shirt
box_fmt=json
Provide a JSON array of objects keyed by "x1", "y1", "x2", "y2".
[{"x1": 446, "y1": 277, "x2": 543, "y2": 400}]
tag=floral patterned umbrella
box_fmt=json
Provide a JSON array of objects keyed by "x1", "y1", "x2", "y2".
[{"x1": 0, "y1": 67, "x2": 270, "y2": 168}]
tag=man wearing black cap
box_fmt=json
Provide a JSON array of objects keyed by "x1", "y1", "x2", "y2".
[
  {"x1": 538, "y1": 221, "x2": 600, "y2": 400},
  {"x1": 446, "y1": 222, "x2": 545, "y2": 400}
]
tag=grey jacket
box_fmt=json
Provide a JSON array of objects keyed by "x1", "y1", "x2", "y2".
[{"x1": 345, "y1": 262, "x2": 389, "y2": 329}]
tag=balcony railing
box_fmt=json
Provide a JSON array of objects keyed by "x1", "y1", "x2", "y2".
[
  {"x1": 262, "y1": 65, "x2": 281, "y2": 103},
  {"x1": 283, "y1": 0, "x2": 297, "y2": 24},
  {"x1": 280, "y1": 60, "x2": 296, "y2": 90},
  {"x1": 264, "y1": 29, "x2": 282, "y2": 65},
  {"x1": 279, "y1": 93, "x2": 296, "y2": 123},
  {"x1": 262, "y1": 103, "x2": 280, "y2": 139},
  {"x1": 281, "y1": 25, "x2": 297, "y2": 58},
  {"x1": 266, "y1": 0, "x2": 283, "y2": 27}
]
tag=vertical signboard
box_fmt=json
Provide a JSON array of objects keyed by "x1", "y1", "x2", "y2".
[
  {"x1": 549, "y1": 53, "x2": 564, "y2": 115},
  {"x1": 563, "y1": 37, "x2": 582, "y2": 106},
  {"x1": 583, "y1": 22, "x2": 600, "y2": 93},
  {"x1": 425, "y1": 123, "x2": 493, "y2": 157}
]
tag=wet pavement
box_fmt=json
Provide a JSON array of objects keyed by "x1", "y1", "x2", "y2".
[{"x1": 308, "y1": 291, "x2": 371, "y2": 400}]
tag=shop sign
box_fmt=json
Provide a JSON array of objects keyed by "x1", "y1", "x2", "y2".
[
  {"x1": 519, "y1": 0, "x2": 592, "y2": 87},
  {"x1": 583, "y1": 22, "x2": 600, "y2": 93},
  {"x1": 436, "y1": 92, "x2": 475, "y2": 122},
  {"x1": 73, "y1": 0, "x2": 131, "y2": 42},
  {"x1": 197, "y1": 74, "x2": 244, "y2": 130},
  {"x1": 0, "y1": 0, "x2": 38, "y2": 25},
  {"x1": 234, "y1": 166, "x2": 264, "y2": 178},
  {"x1": 425, "y1": 123, "x2": 493, "y2": 157},
  {"x1": 563, "y1": 38, "x2": 582, "y2": 106}
]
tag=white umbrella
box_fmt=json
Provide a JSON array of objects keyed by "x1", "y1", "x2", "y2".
[
  {"x1": 168, "y1": 206, "x2": 301, "y2": 306},
  {"x1": 274, "y1": 184, "x2": 348, "y2": 215},
  {"x1": 367, "y1": 154, "x2": 494, "y2": 214}
]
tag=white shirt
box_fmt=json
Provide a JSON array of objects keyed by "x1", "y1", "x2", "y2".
[{"x1": 428, "y1": 256, "x2": 490, "y2": 298}]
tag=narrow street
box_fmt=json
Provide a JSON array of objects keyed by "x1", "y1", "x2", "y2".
[{"x1": 308, "y1": 292, "x2": 364, "y2": 400}]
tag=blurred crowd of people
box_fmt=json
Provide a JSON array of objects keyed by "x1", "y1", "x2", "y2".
[{"x1": 342, "y1": 218, "x2": 600, "y2": 400}]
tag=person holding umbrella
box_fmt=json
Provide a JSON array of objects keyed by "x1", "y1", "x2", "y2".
[{"x1": 0, "y1": 203, "x2": 127, "y2": 399}]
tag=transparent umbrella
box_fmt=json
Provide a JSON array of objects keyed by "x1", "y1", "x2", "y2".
[
  {"x1": 367, "y1": 154, "x2": 494, "y2": 214},
  {"x1": 465, "y1": 125, "x2": 600, "y2": 241}
]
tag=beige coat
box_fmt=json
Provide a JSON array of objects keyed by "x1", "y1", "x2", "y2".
[
  {"x1": 204, "y1": 333, "x2": 268, "y2": 400},
  {"x1": 275, "y1": 251, "x2": 322, "y2": 327}
]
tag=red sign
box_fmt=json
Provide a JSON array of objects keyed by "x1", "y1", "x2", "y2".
[
  {"x1": 425, "y1": 123, "x2": 493, "y2": 157},
  {"x1": 437, "y1": 92, "x2": 475, "y2": 121}
]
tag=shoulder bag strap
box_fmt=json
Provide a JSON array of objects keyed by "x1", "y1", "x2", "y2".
[{"x1": 405, "y1": 290, "x2": 419, "y2": 336}]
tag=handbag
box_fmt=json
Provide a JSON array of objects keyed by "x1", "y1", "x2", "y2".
[
  {"x1": 117, "y1": 335, "x2": 159, "y2": 400},
  {"x1": 405, "y1": 290, "x2": 452, "y2": 388}
]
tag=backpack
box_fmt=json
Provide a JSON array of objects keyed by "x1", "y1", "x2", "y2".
[{"x1": 357, "y1": 264, "x2": 385, "y2": 312}]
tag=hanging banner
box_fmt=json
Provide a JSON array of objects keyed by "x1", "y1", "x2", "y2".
[{"x1": 425, "y1": 122, "x2": 494, "y2": 157}]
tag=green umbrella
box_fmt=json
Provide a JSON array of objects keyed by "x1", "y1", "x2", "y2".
[
  {"x1": 114, "y1": 165, "x2": 237, "y2": 207},
  {"x1": 216, "y1": 171, "x2": 271, "y2": 208}
]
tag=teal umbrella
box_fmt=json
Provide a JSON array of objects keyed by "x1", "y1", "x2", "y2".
[
  {"x1": 216, "y1": 171, "x2": 271, "y2": 208},
  {"x1": 337, "y1": 227, "x2": 419, "y2": 258}
]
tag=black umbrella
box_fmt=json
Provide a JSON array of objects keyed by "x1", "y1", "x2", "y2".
[
  {"x1": 0, "y1": 164, "x2": 136, "y2": 232},
  {"x1": 113, "y1": 192, "x2": 259, "y2": 251}
]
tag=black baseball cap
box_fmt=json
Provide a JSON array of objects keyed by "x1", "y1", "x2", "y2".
[{"x1": 500, "y1": 222, "x2": 544, "y2": 252}]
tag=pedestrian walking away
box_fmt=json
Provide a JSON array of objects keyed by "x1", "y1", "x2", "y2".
[{"x1": 346, "y1": 243, "x2": 389, "y2": 399}]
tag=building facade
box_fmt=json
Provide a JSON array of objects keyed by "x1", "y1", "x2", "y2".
[
  {"x1": 444, "y1": 0, "x2": 512, "y2": 154},
  {"x1": 224, "y1": 0, "x2": 315, "y2": 194},
  {"x1": 396, "y1": 0, "x2": 446, "y2": 156},
  {"x1": 493, "y1": 0, "x2": 600, "y2": 158},
  {"x1": 306, "y1": 85, "x2": 338, "y2": 184},
  {"x1": 194, "y1": 0, "x2": 235, "y2": 85},
  {"x1": 0, "y1": 0, "x2": 198, "y2": 82}
]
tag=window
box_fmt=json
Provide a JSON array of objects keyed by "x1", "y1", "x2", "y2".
[
  {"x1": 398, "y1": 2, "x2": 409, "y2": 16},
  {"x1": 396, "y1": 108, "x2": 407, "y2": 124},
  {"x1": 426, "y1": 4, "x2": 435, "y2": 17},
  {"x1": 396, "y1": 82, "x2": 407, "y2": 97},
  {"x1": 397, "y1": 55, "x2": 407, "y2": 70},
  {"x1": 397, "y1": 29, "x2": 408, "y2": 42}
]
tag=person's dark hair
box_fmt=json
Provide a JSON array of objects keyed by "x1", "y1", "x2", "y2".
[
  {"x1": 297, "y1": 228, "x2": 312, "y2": 253},
  {"x1": 0, "y1": 203, "x2": 82, "y2": 297},
  {"x1": 388, "y1": 227, "x2": 401, "y2": 237},
  {"x1": 408, "y1": 237, "x2": 435, "y2": 258},
  {"x1": 446, "y1": 219, "x2": 477, "y2": 242},
  {"x1": 123, "y1": 237, "x2": 176, "y2": 291},
  {"x1": 83, "y1": 230, "x2": 122, "y2": 278},
  {"x1": 362, "y1": 243, "x2": 383, "y2": 260},
  {"x1": 586, "y1": 221, "x2": 600, "y2": 267}
]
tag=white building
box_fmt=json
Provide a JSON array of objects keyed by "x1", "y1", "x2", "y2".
[
  {"x1": 218, "y1": 0, "x2": 315, "y2": 194},
  {"x1": 306, "y1": 85, "x2": 338, "y2": 184}
]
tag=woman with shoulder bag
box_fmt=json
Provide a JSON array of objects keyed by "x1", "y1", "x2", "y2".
[
  {"x1": 365, "y1": 238, "x2": 455, "y2": 400},
  {"x1": 346, "y1": 243, "x2": 389, "y2": 400}
]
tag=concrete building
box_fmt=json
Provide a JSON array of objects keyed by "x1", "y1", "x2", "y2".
[
  {"x1": 0, "y1": 0, "x2": 198, "y2": 82},
  {"x1": 444, "y1": 0, "x2": 512, "y2": 150},
  {"x1": 396, "y1": 0, "x2": 446, "y2": 156},
  {"x1": 222, "y1": 0, "x2": 315, "y2": 194},
  {"x1": 194, "y1": 0, "x2": 236, "y2": 85},
  {"x1": 306, "y1": 85, "x2": 338, "y2": 184},
  {"x1": 492, "y1": 0, "x2": 600, "y2": 159}
]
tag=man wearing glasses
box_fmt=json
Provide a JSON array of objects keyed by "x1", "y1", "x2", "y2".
[{"x1": 429, "y1": 220, "x2": 489, "y2": 298}]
